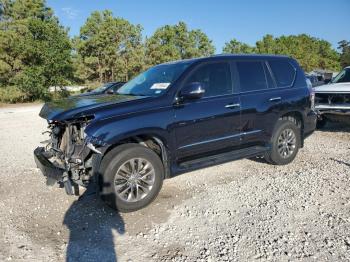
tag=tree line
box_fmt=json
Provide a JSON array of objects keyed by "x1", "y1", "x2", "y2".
[{"x1": 0, "y1": 0, "x2": 349, "y2": 103}]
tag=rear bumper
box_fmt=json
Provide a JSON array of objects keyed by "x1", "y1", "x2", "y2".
[{"x1": 34, "y1": 147, "x2": 65, "y2": 182}]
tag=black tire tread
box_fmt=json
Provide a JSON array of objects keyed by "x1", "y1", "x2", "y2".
[
  {"x1": 98, "y1": 143, "x2": 164, "y2": 212},
  {"x1": 265, "y1": 117, "x2": 301, "y2": 165}
]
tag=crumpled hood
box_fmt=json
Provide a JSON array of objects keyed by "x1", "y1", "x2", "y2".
[
  {"x1": 39, "y1": 94, "x2": 145, "y2": 121},
  {"x1": 315, "y1": 82, "x2": 350, "y2": 93}
]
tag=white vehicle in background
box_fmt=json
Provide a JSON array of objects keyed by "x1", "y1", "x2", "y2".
[
  {"x1": 314, "y1": 66, "x2": 350, "y2": 128},
  {"x1": 305, "y1": 74, "x2": 325, "y2": 87}
]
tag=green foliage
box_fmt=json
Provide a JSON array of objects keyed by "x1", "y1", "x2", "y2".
[
  {"x1": 223, "y1": 34, "x2": 341, "y2": 72},
  {"x1": 0, "y1": 1, "x2": 345, "y2": 103},
  {"x1": 0, "y1": 0, "x2": 72, "y2": 101},
  {"x1": 0, "y1": 85, "x2": 26, "y2": 103},
  {"x1": 223, "y1": 39, "x2": 256, "y2": 54},
  {"x1": 145, "y1": 22, "x2": 215, "y2": 66},
  {"x1": 0, "y1": 0, "x2": 53, "y2": 21},
  {"x1": 338, "y1": 40, "x2": 350, "y2": 68},
  {"x1": 74, "y1": 10, "x2": 144, "y2": 83},
  {"x1": 255, "y1": 34, "x2": 340, "y2": 72}
]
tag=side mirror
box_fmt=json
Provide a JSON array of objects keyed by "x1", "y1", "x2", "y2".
[
  {"x1": 179, "y1": 82, "x2": 205, "y2": 101},
  {"x1": 106, "y1": 89, "x2": 114, "y2": 94}
]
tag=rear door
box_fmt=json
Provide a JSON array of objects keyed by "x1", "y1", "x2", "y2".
[
  {"x1": 174, "y1": 60, "x2": 241, "y2": 160},
  {"x1": 237, "y1": 60, "x2": 290, "y2": 147}
]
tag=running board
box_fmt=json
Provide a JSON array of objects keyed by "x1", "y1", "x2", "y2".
[{"x1": 177, "y1": 146, "x2": 270, "y2": 173}]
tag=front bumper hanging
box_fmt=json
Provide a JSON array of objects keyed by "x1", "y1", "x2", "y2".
[
  {"x1": 34, "y1": 147, "x2": 77, "y2": 195},
  {"x1": 34, "y1": 147, "x2": 64, "y2": 182}
]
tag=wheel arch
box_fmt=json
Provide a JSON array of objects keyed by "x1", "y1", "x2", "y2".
[
  {"x1": 103, "y1": 133, "x2": 171, "y2": 178},
  {"x1": 278, "y1": 111, "x2": 305, "y2": 147}
]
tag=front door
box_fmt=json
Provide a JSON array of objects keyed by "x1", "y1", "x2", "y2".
[{"x1": 173, "y1": 61, "x2": 241, "y2": 161}]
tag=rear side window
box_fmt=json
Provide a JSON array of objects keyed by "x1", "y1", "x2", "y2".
[
  {"x1": 268, "y1": 60, "x2": 296, "y2": 87},
  {"x1": 236, "y1": 61, "x2": 267, "y2": 92},
  {"x1": 184, "y1": 62, "x2": 232, "y2": 97}
]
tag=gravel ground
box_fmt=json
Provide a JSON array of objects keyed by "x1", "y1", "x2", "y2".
[{"x1": 0, "y1": 105, "x2": 349, "y2": 262}]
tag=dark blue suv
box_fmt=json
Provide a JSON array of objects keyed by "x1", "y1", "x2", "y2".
[{"x1": 34, "y1": 55, "x2": 317, "y2": 212}]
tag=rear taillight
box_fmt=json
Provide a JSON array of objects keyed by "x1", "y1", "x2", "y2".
[
  {"x1": 306, "y1": 78, "x2": 315, "y2": 110},
  {"x1": 309, "y1": 86, "x2": 315, "y2": 110}
]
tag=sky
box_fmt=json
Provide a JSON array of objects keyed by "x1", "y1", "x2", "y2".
[{"x1": 47, "y1": 0, "x2": 350, "y2": 53}]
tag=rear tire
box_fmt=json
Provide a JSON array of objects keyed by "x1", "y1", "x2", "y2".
[
  {"x1": 98, "y1": 143, "x2": 164, "y2": 212},
  {"x1": 265, "y1": 119, "x2": 301, "y2": 165}
]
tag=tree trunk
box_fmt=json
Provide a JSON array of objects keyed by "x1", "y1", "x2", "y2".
[
  {"x1": 98, "y1": 62, "x2": 102, "y2": 83},
  {"x1": 125, "y1": 59, "x2": 129, "y2": 82}
]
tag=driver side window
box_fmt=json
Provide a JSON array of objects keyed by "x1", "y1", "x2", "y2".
[{"x1": 184, "y1": 62, "x2": 233, "y2": 97}]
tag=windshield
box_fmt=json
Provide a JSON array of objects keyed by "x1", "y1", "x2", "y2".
[
  {"x1": 331, "y1": 68, "x2": 350, "y2": 83},
  {"x1": 117, "y1": 62, "x2": 192, "y2": 96},
  {"x1": 91, "y1": 83, "x2": 115, "y2": 93}
]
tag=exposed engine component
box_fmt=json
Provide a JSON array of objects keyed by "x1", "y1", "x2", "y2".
[{"x1": 42, "y1": 118, "x2": 95, "y2": 189}]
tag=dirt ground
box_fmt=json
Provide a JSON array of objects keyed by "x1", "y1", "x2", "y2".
[{"x1": 0, "y1": 104, "x2": 349, "y2": 262}]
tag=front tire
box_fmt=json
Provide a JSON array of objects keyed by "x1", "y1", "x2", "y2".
[
  {"x1": 98, "y1": 143, "x2": 164, "y2": 212},
  {"x1": 265, "y1": 119, "x2": 301, "y2": 165}
]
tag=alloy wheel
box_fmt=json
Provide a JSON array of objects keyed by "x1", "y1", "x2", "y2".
[
  {"x1": 114, "y1": 158, "x2": 155, "y2": 202},
  {"x1": 277, "y1": 128, "x2": 296, "y2": 159}
]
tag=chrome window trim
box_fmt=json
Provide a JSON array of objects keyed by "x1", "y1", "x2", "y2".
[{"x1": 238, "y1": 88, "x2": 273, "y2": 95}]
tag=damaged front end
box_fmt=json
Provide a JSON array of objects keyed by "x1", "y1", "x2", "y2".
[
  {"x1": 315, "y1": 92, "x2": 350, "y2": 124},
  {"x1": 34, "y1": 116, "x2": 106, "y2": 195}
]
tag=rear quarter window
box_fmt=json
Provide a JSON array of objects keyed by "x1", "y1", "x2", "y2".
[{"x1": 268, "y1": 60, "x2": 296, "y2": 88}]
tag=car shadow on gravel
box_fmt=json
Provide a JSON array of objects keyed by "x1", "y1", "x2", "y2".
[
  {"x1": 318, "y1": 122, "x2": 350, "y2": 132},
  {"x1": 247, "y1": 156, "x2": 269, "y2": 164},
  {"x1": 63, "y1": 184, "x2": 125, "y2": 262}
]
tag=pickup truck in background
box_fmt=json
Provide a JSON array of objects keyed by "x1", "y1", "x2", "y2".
[{"x1": 315, "y1": 66, "x2": 350, "y2": 128}]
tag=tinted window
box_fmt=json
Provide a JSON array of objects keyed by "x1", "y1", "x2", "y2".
[
  {"x1": 185, "y1": 62, "x2": 232, "y2": 97},
  {"x1": 237, "y1": 61, "x2": 267, "y2": 92},
  {"x1": 269, "y1": 60, "x2": 296, "y2": 87}
]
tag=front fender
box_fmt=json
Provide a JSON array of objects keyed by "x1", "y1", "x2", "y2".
[{"x1": 84, "y1": 109, "x2": 175, "y2": 150}]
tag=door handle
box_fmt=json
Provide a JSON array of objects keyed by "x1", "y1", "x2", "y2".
[
  {"x1": 225, "y1": 103, "x2": 240, "y2": 109},
  {"x1": 269, "y1": 97, "x2": 282, "y2": 102}
]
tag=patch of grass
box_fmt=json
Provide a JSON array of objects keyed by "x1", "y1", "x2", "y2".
[
  {"x1": 0, "y1": 83, "x2": 98, "y2": 104},
  {"x1": 0, "y1": 86, "x2": 28, "y2": 103}
]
